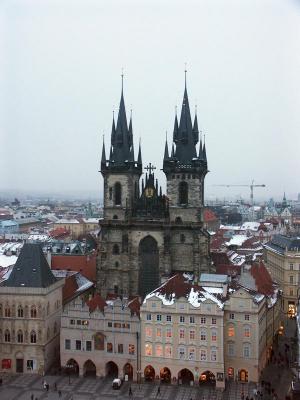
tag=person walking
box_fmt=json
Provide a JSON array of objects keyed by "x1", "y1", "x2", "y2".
[
  {"x1": 31, "y1": 395, "x2": 34, "y2": 400},
  {"x1": 156, "y1": 385, "x2": 161, "y2": 397},
  {"x1": 58, "y1": 389, "x2": 62, "y2": 398},
  {"x1": 129, "y1": 385, "x2": 133, "y2": 397}
]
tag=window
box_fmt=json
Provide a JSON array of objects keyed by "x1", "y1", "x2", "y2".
[
  {"x1": 179, "y1": 329, "x2": 185, "y2": 339},
  {"x1": 211, "y1": 347, "x2": 217, "y2": 361},
  {"x1": 229, "y1": 313, "x2": 235, "y2": 320},
  {"x1": 86, "y1": 341, "x2": 92, "y2": 351},
  {"x1": 212, "y1": 317, "x2": 216, "y2": 325},
  {"x1": 243, "y1": 344, "x2": 251, "y2": 358},
  {"x1": 180, "y1": 234, "x2": 185, "y2": 243},
  {"x1": 145, "y1": 343, "x2": 152, "y2": 356},
  {"x1": 112, "y1": 244, "x2": 120, "y2": 255},
  {"x1": 76, "y1": 340, "x2": 81, "y2": 350},
  {"x1": 4, "y1": 329, "x2": 10, "y2": 342},
  {"x1": 109, "y1": 187, "x2": 113, "y2": 200},
  {"x1": 290, "y1": 263, "x2": 294, "y2": 271},
  {"x1": 165, "y1": 345, "x2": 172, "y2": 358},
  {"x1": 70, "y1": 319, "x2": 75, "y2": 325},
  {"x1": 4, "y1": 307, "x2": 10, "y2": 317},
  {"x1": 178, "y1": 347, "x2": 185, "y2": 359},
  {"x1": 244, "y1": 325, "x2": 251, "y2": 338},
  {"x1": 129, "y1": 344, "x2": 135, "y2": 355},
  {"x1": 146, "y1": 313, "x2": 152, "y2": 321},
  {"x1": 31, "y1": 306, "x2": 37, "y2": 318},
  {"x1": 179, "y1": 303, "x2": 185, "y2": 310},
  {"x1": 166, "y1": 315, "x2": 172, "y2": 322},
  {"x1": 188, "y1": 348, "x2": 196, "y2": 360},
  {"x1": 27, "y1": 360, "x2": 34, "y2": 370},
  {"x1": 156, "y1": 344, "x2": 163, "y2": 357},
  {"x1": 290, "y1": 289, "x2": 294, "y2": 296},
  {"x1": 190, "y1": 316, "x2": 195, "y2": 324},
  {"x1": 118, "y1": 344, "x2": 123, "y2": 354},
  {"x1": 77, "y1": 320, "x2": 82, "y2": 325},
  {"x1": 189, "y1": 330, "x2": 195, "y2": 340},
  {"x1": 30, "y1": 331, "x2": 37, "y2": 343},
  {"x1": 179, "y1": 181, "x2": 188, "y2": 205},
  {"x1": 166, "y1": 328, "x2": 172, "y2": 339},
  {"x1": 200, "y1": 317, "x2": 206, "y2": 324},
  {"x1": 114, "y1": 182, "x2": 122, "y2": 205},
  {"x1": 211, "y1": 330, "x2": 217, "y2": 341},
  {"x1": 228, "y1": 342, "x2": 235, "y2": 356},
  {"x1": 156, "y1": 328, "x2": 162, "y2": 338},
  {"x1": 65, "y1": 339, "x2": 71, "y2": 350},
  {"x1": 290, "y1": 275, "x2": 294, "y2": 284},
  {"x1": 228, "y1": 325, "x2": 235, "y2": 337},
  {"x1": 200, "y1": 349, "x2": 207, "y2": 361},
  {"x1": 151, "y1": 302, "x2": 156, "y2": 308},
  {"x1": 107, "y1": 342, "x2": 113, "y2": 353},
  {"x1": 17, "y1": 306, "x2": 24, "y2": 318},
  {"x1": 200, "y1": 329, "x2": 207, "y2": 341},
  {"x1": 156, "y1": 314, "x2": 162, "y2": 322},
  {"x1": 145, "y1": 326, "x2": 152, "y2": 338},
  {"x1": 179, "y1": 315, "x2": 185, "y2": 323},
  {"x1": 108, "y1": 322, "x2": 112, "y2": 327},
  {"x1": 17, "y1": 330, "x2": 23, "y2": 343},
  {"x1": 244, "y1": 314, "x2": 250, "y2": 321}
]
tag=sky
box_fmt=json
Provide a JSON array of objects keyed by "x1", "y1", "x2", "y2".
[{"x1": 1, "y1": 0, "x2": 300, "y2": 203}]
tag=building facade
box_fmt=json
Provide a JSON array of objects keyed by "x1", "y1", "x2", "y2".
[
  {"x1": 140, "y1": 274, "x2": 225, "y2": 389},
  {"x1": 0, "y1": 243, "x2": 64, "y2": 374},
  {"x1": 60, "y1": 295, "x2": 140, "y2": 378},
  {"x1": 97, "y1": 79, "x2": 212, "y2": 299},
  {"x1": 264, "y1": 234, "x2": 300, "y2": 315}
]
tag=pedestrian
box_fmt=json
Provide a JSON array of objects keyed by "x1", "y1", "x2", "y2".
[
  {"x1": 58, "y1": 390, "x2": 62, "y2": 398},
  {"x1": 46, "y1": 383, "x2": 49, "y2": 392},
  {"x1": 157, "y1": 385, "x2": 161, "y2": 397},
  {"x1": 241, "y1": 393, "x2": 245, "y2": 400},
  {"x1": 54, "y1": 382, "x2": 57, "y2": 391},
  {"x1": 129, "y1": 385, "x2": 132, "y2": 396},
  {"x1": 31, "y1": 395, "x2": 34, "y2": 400}
]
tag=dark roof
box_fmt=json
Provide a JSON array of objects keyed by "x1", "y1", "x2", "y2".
[
  {"x1": 4, "y1": 243, "x2": 57, "y2": 288},
  {"x1": 265, "y1": 234, "x2": 300, "y2": 254}
]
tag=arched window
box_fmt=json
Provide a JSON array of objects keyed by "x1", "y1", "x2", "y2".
[
  {"x1": 114, "y1": 182, "x2": 122, "y2": 206},
  {"x1": 113, "y1": 215, "x2": 118, "y2": 220},
  {"x1": 4, "y1": 329, "x2": 10, "y2": 342},
  {"x1": 17, "y1": 330, "x2": 23, "y2": 343},
  {"x1": 228, "y1": 324, "x2": 235, "y2": 337},
  {"x1": 244, "y1": 325, "x2": 251, "y2": 338},
  {"x1": 179, "y1": 181, "x2": 188, "y2": 205},
  {"x1": 175, "y1": 216, "x2": 182, "y2": 224},
  {"x1": 17, "y1": 306, "x2": 24, "y2": 318},
  {"x1": 31, "y1": 306, "x2": 37, "y2": 318},
  {"x1": 5, "y1": 306, "x2": 10, "y2": 317},
  {"x1": 30, "y1": 331, "x2": 37, "y2": 343},
  {"x1": 112, "y1": 244, "x2": 120, "y2": 255},
  {"x1": 115, "y1": 261, "x2": 119, "y2": 268}
]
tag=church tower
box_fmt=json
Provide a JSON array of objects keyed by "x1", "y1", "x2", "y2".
[
  {"x1": 100, "y1": 77, "x2": 142, "y2": 220},
  {"x1": 163, "y1": 74, "x2": 208, "y2": 223}
]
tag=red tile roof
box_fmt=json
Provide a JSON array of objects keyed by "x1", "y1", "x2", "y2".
[
  {"x1": 51, "y1": 253, "x2": 96, "y2": 282},
  {"x1": 216, "y1": 264, "x2": 241, "y2": 277},
  {"x1": 86, "y1": 293, "x2": 107, "y2": 312},
  {"x1": 128, "y1": 297, "x2": 140, "y2": 316},
  {"x1": 250, "y1": 261, "x2": 274, "y2": 296},
  {"x1": 203, "y1": 209, "x2": 218, "y2": 222}
]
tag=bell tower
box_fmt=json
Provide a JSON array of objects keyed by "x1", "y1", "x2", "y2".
[
  {"x1": 163, "y1": 75, "x2": 208, "y2": 223},
  {"x1": 100, "y1": 76, "x2": 142, "y2": 220}
]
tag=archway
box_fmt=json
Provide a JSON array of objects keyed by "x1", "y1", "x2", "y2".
[
  {"x1": 199, "y1": 371, "x2": 216, "y2": 386},
  {"x1": 124, "y1": 363, "x2": 133, "y2": 380},
  {"x1": 239, "y1": 369, "x2": 248, "y2": 382},
  {"x1": 106, "y1": 361, "x2": 118, "y2": 378},
  {"x1": 160, "y1": 367, "x2": 171, "y2": 383},
  {"x1": 139, "y1": 236, "x2": 159, "y2": 298},
  {"x1": 65, "y1": 359, "x2": 79, "y2": 376},
  {"x1": 178, "y1": 369, "x2": 194, "y2": 385},
  {"x1": 83, "y1": 360, "x2": 96, "y2": 377},
  {"x1": 144, "y1": 365, "x2": 155, "y2": 381}
]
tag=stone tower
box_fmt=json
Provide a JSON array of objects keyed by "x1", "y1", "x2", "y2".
[{"x1": 97, "y1": 77, "x2": 213, "y2": 299}]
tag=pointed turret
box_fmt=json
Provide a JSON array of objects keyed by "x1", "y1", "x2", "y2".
[
  {"x1": 193, "y1": 111, "x2": 199, "y2": 144},
  {"x1": 203, "y1": 141, "x2": 207, "y2": 163},
  {"x1": 171, "y1": 143, "x2": 175, "y2": 158},
  {"x1": 111, "y1": 113, "x2": 116, "y2": 145},
  {"x1": 164, "y1": 139, "x2": 169, "y2": 161},
  {"x1": 198, "y1": 133, "x2": 203, "y2": 159},
  {"x1": 137, "y1": 141, "x2": 142, "y2": 165},
  {"x1": 101, "y1": 137, "x2": 106, "y2": 167},
  {"x1": 128, "y1": 112, "x2": 133, "y2": 147},
  {"x1": 173, "y1": 114, "x2": 179, "y2": 143}
]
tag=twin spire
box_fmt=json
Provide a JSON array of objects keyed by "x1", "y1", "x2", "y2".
[{"x1": 101, "y1": 77, "x2": 142, "y2": 173}]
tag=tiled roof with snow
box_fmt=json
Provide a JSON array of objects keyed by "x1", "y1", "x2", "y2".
[{"x1": 144, "y1": 274, "x2": 225, "y2": 310}]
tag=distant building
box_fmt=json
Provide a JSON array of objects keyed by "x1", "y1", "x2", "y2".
[{"x1": 0, "y1": 220, "x2": 19, "y2": 235}]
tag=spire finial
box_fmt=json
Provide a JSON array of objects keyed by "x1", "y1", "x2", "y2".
[
  {"x1": 175, "y1": 105, "x2": 177, "y2": 115},
  {"x1": 195, "y1": 104, "x2": 197, "y2": 115},
  {"x1": 184, "y1": 63, "x2": 187, "y2": 89},
  {"x1": 121, "y1": 67, "x2": 124, "y2": 93}
]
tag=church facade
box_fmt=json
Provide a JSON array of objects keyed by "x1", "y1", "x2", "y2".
[{"x1": 97, "y1": 79, "x2": 213, "y2": 298}]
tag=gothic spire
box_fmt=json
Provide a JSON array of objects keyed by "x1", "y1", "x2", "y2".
[
  {"x1": 198, "y1": 132, "x2": 203, "y2": 159},
  {"x1": 101, "y1": 136, "x2": 106, "y2": 166},
  {"x1": 137, "y1": 140, "x2": 142, "y2": 165},
  {"x1": 173, "y1": 113, "x2": 179, "y2": 143},
  {"x1": 203, "y1": 137, "x2": 207, "y2": 163},
  {"x1": 164, "y1": 134, "x2": 169, "y2": 161},
  {"x1": 111, "y1": 112, "x2": 116, "y2": 145},
  {"x1": 193, "y1": 108, "x2": 199, "y2": 144}
]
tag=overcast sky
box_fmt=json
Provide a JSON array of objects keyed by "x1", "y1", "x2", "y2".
[{"x1": 1, "y1": 0, "x2": 300, "y2": 202}]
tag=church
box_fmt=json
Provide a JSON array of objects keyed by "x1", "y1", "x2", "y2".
[{"x1": 97, "y1": 77, "x2": 213, "y2": 298}]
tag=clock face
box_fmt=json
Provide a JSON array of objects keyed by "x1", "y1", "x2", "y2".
[{"x1": 145, "y1": 187, "x2": 154, "y2": 198}]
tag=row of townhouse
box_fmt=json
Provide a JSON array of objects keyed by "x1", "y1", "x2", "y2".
[{"x1": 60, "y1": 263, "x2": 281, "y2": 389}]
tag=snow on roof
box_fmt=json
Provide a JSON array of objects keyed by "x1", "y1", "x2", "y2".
[
  {"x1": 241, "y1": 222, "x2": 260, "y2": 231},
  {"x1": 55, "y1": 219, "x2": 80, "y2": 224},
  {"x1": 28, "y1": 234, "x2": 50, "y2": 242},
  {"x1": 202, "y1": 286, "x2": 224, "y2": 294},
  {"x1": 82, "y1": 218, "x2": 99, "y2": 223},
  {"x1": 0, "y1": 255, "x2": 17, "y2": 268},
  {"x1": 226, "y1": 234, "x2": 248, "y2": 247},
  {"x1": 200, "y1": 273, "x2": 228, "y2": 283}
]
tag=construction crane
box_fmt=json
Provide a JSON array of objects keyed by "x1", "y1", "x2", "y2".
[{"x1": 213, "y1": 180, "x2": 266, "y2": 206}]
